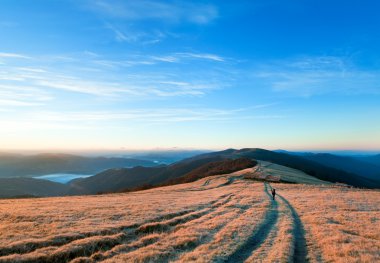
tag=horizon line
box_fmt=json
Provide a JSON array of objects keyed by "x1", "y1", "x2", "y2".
[{"x1": 1, "y1": 147, "x2": 379, "y2": 154}]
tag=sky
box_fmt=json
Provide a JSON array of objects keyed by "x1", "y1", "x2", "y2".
[{"x1": 0, "y1": 0, "x2": 379, "y2": 151}]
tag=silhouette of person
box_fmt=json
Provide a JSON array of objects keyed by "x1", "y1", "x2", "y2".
[{"x1": 271, "y1": 188, "x2": 276, "y2": 200}]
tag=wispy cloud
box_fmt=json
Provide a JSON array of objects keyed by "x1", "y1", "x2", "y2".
[
  {"x1": 254, "y1": 56, "x2": 380, "y2": 96},
  {"x1": 104, "y1": 22, "x2": 171, "y2": 44},
  {"x1": 0, "y1": 99, "x2": 44, "y2": 107},
  {"x1": 0, "y1": 52, "x2": 30, "y2": 59},
  {"x1": 13, "y1": 105, "x2": 279, "y2": 125},
  {"x1": 87, "y1": 0, "x2": 218, "y2": 24},
  {"x1": 151, "y1": 55, "x2": 179, "y2": 63},
  {"x1": 16, "y1": 67, "x2": 47, "y2": 73},
  {"x1": 0, "y1": 85, "x2": 53, "y2": 107},
  {"x1": 0, "y1": 52, "x2": 227, "y2": 101},
  {"x1": 92, "y1": 52, "x2": 226, "y2": 67},
  {"x1": 84, "y1": 0, "x2": 218, "y2": 45},
  {"x1": 105, "y1": 23, "x2": 138, "y2": 43},
  {"x1": 35, "y1": 78, "x2": 215, "y2": 97},
  {"x1": 152, "y1": 53, "x2": 225, "y2": 63},
  {"x1": 0, "y1": 105, "x2": 282, "y2": 133},
  {"x1": 177, "y1": 52, "x2": 225, "y2": 62}
]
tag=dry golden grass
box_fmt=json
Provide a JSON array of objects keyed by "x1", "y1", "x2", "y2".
[
  {"x1": 245, "y1": 194, "x2": 294, "y2": 263},
  {"x1": 273, "y1": 183, "x2": 380, "y2": 263},
  {"x1": 0, "y1": 165, "x2": 379, "y2": 263}
]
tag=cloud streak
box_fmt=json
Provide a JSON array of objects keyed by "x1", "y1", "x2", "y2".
[
  {"x1": 5, "y1": 105, "x2": 280, "y2": 126},
  {"x1": 84, "y1": 0, "x2": 218, "y2": 45},
  {"x1": 88, "y1": 0, "x2": 218, "y2": 24},
  {"x1": 254, "y1": 56, "x2": 380, "y2": 96},
  {"x1": 177, "y1": 52, "x2": 225, "y2": 62},
  {"x1": 0, "y1": 50, "x2": 229, "y2": 107},
  {"x1": 0, "y1": 85, "x2": 53, "y2": 107},
  {"x1": 0, "y1": 52, "x2": 30, "y2": 59}
]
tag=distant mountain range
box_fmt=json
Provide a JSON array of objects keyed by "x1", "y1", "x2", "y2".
[
  {"x1": 1, "y1": 148, "x2": 379, "y2": 198},
  {"x1": 274, "y1": 150, "x2": 380, "y2": 182},
  {"x1": 0, "y1": 177, "x2": 70, "y2": 198},
  {"x1": 124, "y1": 149, "x2": 210, "y2": 164},
  {"x1": 0, "y1": 153, "x2": 157, "y2": 178},
  {"x1": 357, "y1": 154, "x2": 380, "y2": 166}
]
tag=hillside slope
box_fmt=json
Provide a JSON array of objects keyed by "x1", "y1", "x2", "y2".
[
  {"x1": 357, "y1": 154, "x2": 380, "y2": 166},
  {"x1": 0, "y1": 153, "x2": 156, "y2": 178},
  {"x1": 256, "y1": 161, "x2": 332, "y2": 185},
  {"x1": 275, "y1": 150, "x2": 380, "y2": 182},
  {"x1": 2, "y1": 148, "x2": 378, "y2": 198},
  {"x1": 69, "y1": 166, "x2": 167, "y2": 195},
  {"x1": 299, "y1": 153, "x2": 380, "y2": 181},
  {"x1": 0, "y1": 171, "x2": 378, "y2": 262},
  {"x1": 184, "y1": 148, "x2": 380, "y2": 188},
  {"x1": 70, "y1": 157, "x2": 256, "y2": 194},
  {"x1": 0, "y1": 177, "x2": 70, "y2": 198},
  {"x1": 166, "y1": 158, "x2": 257, "y2": 185}
]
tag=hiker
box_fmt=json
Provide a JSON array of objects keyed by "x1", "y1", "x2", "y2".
[{"x1": 271, "y1": 188, "x2": 276, "y2": 200}]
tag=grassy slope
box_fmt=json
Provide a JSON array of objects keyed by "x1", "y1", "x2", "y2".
[
  {"x1": 69, "y1": 166, "x2": 167, "y2": 194},
  {"x1": 275, "y1": 183, "x2": 380, "y2": 262},
  {"x1": 0, "y1": 169, "x2": 378, "y2": 262},
  {"x1": 258, "y1": 161, "x2": 332, "y2": 185}
]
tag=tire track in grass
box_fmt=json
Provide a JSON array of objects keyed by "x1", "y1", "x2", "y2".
[
  {"x1": 104, "y1": 188, "x2": 256, "y2": 263},
  {"x1": 88, "y1": 194, "x2": 238, "y2": 262},
  {"x1": 189, "y1": 175, "x2": 244, "y2": 192},
  {"x1": 277, "y1": 195, "x2": 309, "y2": 263},
  {"x1": 0, "y1": 194, "x2": 235, "y2": 263},
  {"x1": 0, "y1": 202, "x2": 223, "y2": 258},
  {"x1": 245, "y1": 193, "x2": 295, "y2": 263},
  {"x1": 134, "y1": 194, "x2": 234, "y2": 235},
  {"x1": 172, "y1": 193, "x2": 267, "y2": 262},
  {"x1": 216, "y1": 176, "x2": 244, "y2": 188},
  {"x1": 265, "y1": 183, "x2": 309, "y2": 263},
  {"x1": 225, "y1": 183, "x2": 278, "y2": 263},
  {"x1": 0, "y1": 209, "x2": 198, "y2": 258},
  {"x1": 202, "y1": 179, "x2": 212, "y2": 186}
]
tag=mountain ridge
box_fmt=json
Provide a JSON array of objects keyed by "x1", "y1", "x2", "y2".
[
  {"x1": 2, "y1": 148, "x2": 379, "y2": 198},
  {"x1": 0, "y1": 153, "x2": 157, "y2": 178}
]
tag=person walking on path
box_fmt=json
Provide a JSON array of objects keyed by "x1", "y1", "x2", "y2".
[{"x1": 271, "y1": 188, "x2": 276, "y2": 200}]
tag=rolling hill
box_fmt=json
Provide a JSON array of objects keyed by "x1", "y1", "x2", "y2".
[
  {"x1": 70, "y1": 157, "x2": 256, "y2": 194},
  {"x1": 0, "y1": 177, "x2": 71, "y2": 198},
  {"x1": 296, "y1": 153, "x2": 380, "y2": 182},
  {"x1": 255, "y1": 161, "x2": 332, "y2": 185},
  {"x1": 0, "y1": 153, "x2": 157, "y2": 178},
  {"x1": 356, "y1": 154, "x2": 380, "y2": 166},
  {"x1": 275, "y1": 150, "x2": 380, "y2": 182},
  {"x1": 69, "y1": 147, "x2": 380, "y2": 195},
  {"x1": 184, "y1": 148, "x2": 380, "y2": 188},
  {"x1": 2, "y1": 148, "x2": 379, "y2": 198}
]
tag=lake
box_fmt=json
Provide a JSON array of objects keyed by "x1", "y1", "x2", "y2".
[{"x1": 33, "y1": 173, "x2": 93, "y2": 184}]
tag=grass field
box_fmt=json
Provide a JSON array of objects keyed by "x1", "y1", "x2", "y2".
[{"x1": 0, "y1": 166, "x2": 379, "y2": 262}]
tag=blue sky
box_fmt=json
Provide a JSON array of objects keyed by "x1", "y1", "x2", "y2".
[{"x1": 0, "y1": 0, "x2": 379, "y2": 151}]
